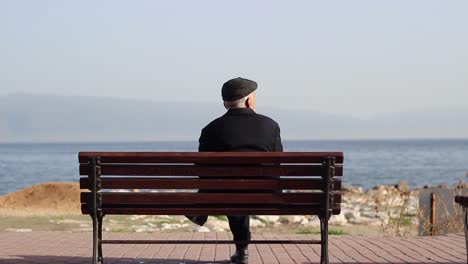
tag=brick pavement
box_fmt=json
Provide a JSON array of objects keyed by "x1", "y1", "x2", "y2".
[{"x1": 0, "y1": 231, "x2": 465, "y2": 263}]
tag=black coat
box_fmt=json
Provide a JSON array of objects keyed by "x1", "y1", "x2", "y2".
[
  {"x1": 198, "y1": 108, "x2": 283, "y2": 152},
  {"x1": 197, "y1": 107, "x2": 283, "y2": 191}
]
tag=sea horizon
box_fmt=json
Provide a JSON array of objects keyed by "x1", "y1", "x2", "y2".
[
  {"x1": 1, "y1": 139, "x2": 467, "y2": 195},
  {"x1": 1, "y1": 137, "x2": 468, "y2": 145}
]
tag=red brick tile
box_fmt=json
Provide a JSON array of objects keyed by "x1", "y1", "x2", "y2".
[{"x1": 0, "y1": 231, "x2": 466, "y2": 263}]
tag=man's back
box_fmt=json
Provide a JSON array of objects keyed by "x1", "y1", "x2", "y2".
[
  {"x1": 188, "y1": 77, "x2": 282, "y2": 264},
  {"x1": 199, "y1": 108, "x2": 283, "y2": 152}
]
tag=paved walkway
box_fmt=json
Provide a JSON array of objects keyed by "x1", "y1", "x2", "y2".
[{"x1": 0, "y1": 232, "x2": 465, "y2": 263}]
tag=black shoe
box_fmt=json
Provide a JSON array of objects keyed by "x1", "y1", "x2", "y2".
[
  {"x1": 185, "y1": 215, "x2": 207, "y2": 226},
  {"x1": 230, "y1": 248, "x2": 248, "y2": 264}
]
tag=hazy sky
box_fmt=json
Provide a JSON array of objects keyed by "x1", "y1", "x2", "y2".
[{"x1": 1, "y1": 0, "x2": 467, "y2": 118}]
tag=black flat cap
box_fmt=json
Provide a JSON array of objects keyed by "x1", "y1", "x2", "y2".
[{"x1": 221, "y1": 77, "x2": 258, "y2": 101}]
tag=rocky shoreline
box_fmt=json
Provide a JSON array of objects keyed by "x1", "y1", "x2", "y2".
[
  {"x1": 0, "y1": 182, "x2": 431, "y2": 236},
  {"x1": 249, "y1": 183, "x2": 419, "y2": 231}
]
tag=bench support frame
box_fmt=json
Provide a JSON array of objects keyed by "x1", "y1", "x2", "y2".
[
  {"x1": 89, "y1": 157, "x2": 104, "y2": 264},
  {"x1": 320, "y1": 156, "x2": 335, "y2": 264}
]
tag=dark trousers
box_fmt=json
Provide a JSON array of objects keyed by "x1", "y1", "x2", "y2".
[
  {"x1": 197, "y1": 188, "x2": 251, "y2": 250},
  {"x1": 227, "y1": 215, "x2": 251, "y2": 250},
  {"x1": 196, "y1": 176, "x2": 279, "y2": 250}
]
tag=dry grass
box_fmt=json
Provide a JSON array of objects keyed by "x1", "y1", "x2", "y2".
[
  {"x1": 418, "y1": 180, "x2": 465, "y2": 236},
  {"x1": 375, "y1": 188, "x2": 415, "y2": 237},
  {"x1": 377, "y1": 178, "x2": 466, "y2": 237}
]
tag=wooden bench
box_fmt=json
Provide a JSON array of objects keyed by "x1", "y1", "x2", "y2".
[{"x1": 79, "y1": 152, "x2": 344, "y2": 264}]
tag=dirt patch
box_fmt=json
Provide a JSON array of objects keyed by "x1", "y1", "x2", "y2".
[{"x1": 0, "y1": 182, "x2": 81, "y2": 215}]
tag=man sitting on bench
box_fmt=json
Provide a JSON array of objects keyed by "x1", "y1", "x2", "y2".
[{"x1": 186, "y1": 77, "x2": 283, "y2": 264}]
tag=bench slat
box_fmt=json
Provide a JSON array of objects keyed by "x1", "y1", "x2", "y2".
[
  {"x1": 101, "y1": 239, "x2": 322, "y2": 244},
  {"x1": 79, "y1": 164, "x2": 343, "y2": 177},
  {"x1": 81, "y1": 204, "x2": 341, "y2": 215},
  {"x1": 80, "y1": 192, "x2": 341, "y2": 205},
  {"x1": 78, "y1": 152, "x2": 344, "y2": 164},
  {"x1": 79, "y1": 178, "x2": 342, "y2": 190}
]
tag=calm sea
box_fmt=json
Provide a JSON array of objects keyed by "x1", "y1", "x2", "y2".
[{"x1": 0, "y1": 139, "x2": 467, "y2": 195}]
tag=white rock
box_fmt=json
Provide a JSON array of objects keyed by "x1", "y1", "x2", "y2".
[
  {"x1": 257, "y1": 215, "x2": 280, "y2": 223},
  {"x1": 387, "y1": 197, "x2": 402, "y2": 207},
  {"x1": 161, "y1": 223, "x2": 183, "y2": 230},
  {"x1": 329, "y1": 214, "x2": 347, "y2": 226},
  {"x1": 143, "y1": 218, "x2": 156, "y2": 223},
  {"x1": 250, "y1": 219, "x2": 266, "y2": 227},
  {"x1": 157, "y1": 215, "x2": 171, "y2": 219},
  {"x1": 360, "y1": 211, "x2": 376, "y2": 219},
  {"x1": 307, "y1": 215, "x2": 319, "y2": 221},
  {"x1": 194, "y1": 226, "x2": 210, "y2": 232},
  {"x1": 130, "y1": 215, "x2": 147, "y2": 220},
  {"x1": 299, "y1": 217, "x2": 309, "y2": 225},
  {"x1": 207, "y1": 219, "x2": 230, "y2": 231},
  {"x1": 5, "y1": 228, "x2": 32, "y2": 232},
  {"x1": 352, "y1": 198, "x2": 364, "y2": 204},
  {"x1": 304, "y1": 218, "x2": 321, "y2": 228},
  {"x1": 389, "y1": 211, "x2": 401, "y2": 219},
  {"x1": 406, "y1": 206, "x2": 418, "y2": 216},
  {"x1": 293, "y1": 216, "x2": 307, "y2": 224},
  {"x1": 375, "y1": 212, "x2": 389, "y2": 224},
  {"x1": 72, "y1": 228, "x2": 93, "y2": 232},
  {"x1": 56, "y1": 219, "x2": 87, "y2": 224},
  {"x1": 408, "y1": 196, "x2": 418, "y2": 206},
  {"x1": 344, "y1": 211, "x2": 359, "y2": 221}
]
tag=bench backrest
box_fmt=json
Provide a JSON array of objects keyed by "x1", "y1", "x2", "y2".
[{"x1": 79, "y1": 152, "x2": 343, "y2": 216}]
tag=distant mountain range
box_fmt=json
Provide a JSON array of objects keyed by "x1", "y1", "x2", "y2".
[{"x1": 0, "y1": 94, "x2": 467, "y2": 142}]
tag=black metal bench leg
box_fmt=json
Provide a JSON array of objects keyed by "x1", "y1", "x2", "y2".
[
  {"x1": 98, "y1": 214, "x2": 104, "y2": 264},
  {"x1": 320, "y1": 216, "x2": 329, "y2": 264},
  {"x1": 89, "y1": 157, "x2": 103, "y2": 264},
  {"x1": 320, "y1": 156, "x2": 334, "y2": 264},
  {"x1": 91, "y1": 214, "x2": 104, "y2": 264},
  {"x1": 91, "y1": 215, "x2": 99, "y2": 264}
]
